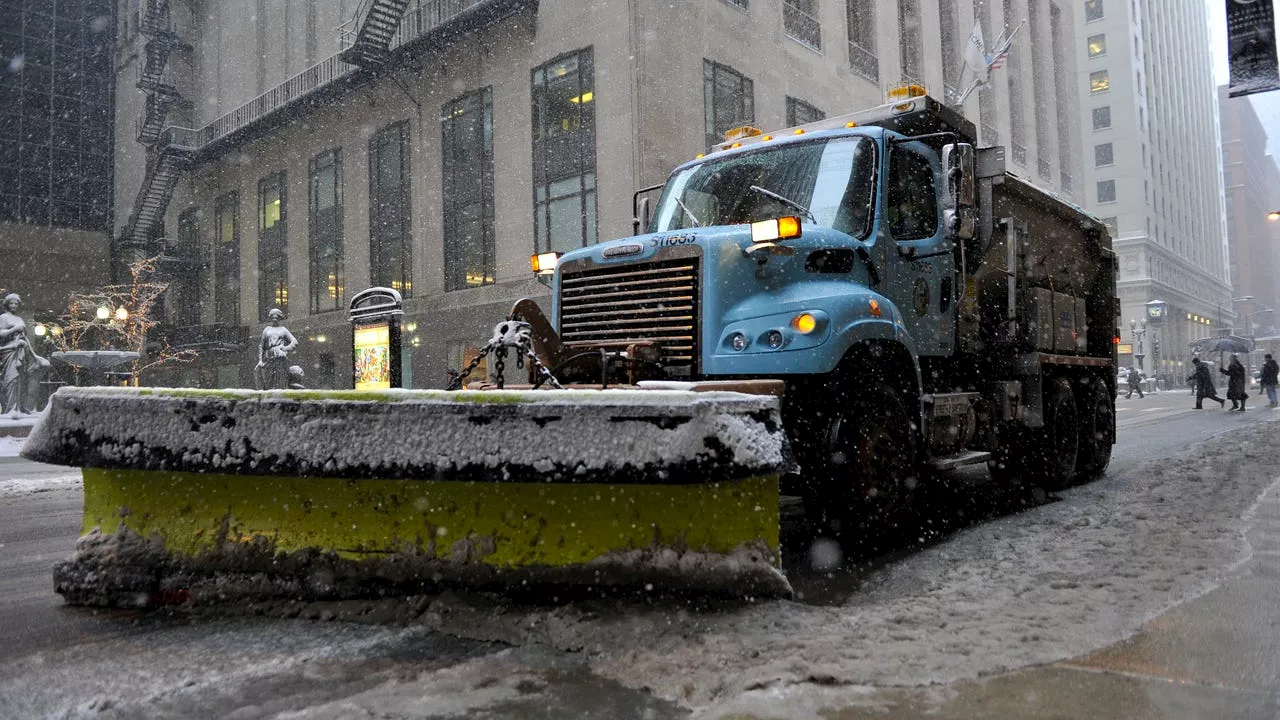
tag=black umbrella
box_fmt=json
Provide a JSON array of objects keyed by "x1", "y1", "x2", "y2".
[{"x1": 1195, "y1": 337, "x2": 1253, "y2": 354}]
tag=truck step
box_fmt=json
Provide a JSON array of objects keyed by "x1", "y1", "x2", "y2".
[{"x1": 927, "y1": 450, "x2": 992, "y2": 472}]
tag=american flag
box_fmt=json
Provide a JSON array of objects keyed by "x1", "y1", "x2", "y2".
[
  {"x1": 987, "y1": 47, "x2": 1010, "y2": 70},
  {"x1": 985, "y1": 22, "x2": 1021, "y2": 72}
]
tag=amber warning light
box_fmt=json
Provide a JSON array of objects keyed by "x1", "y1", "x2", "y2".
[
  {"x1": 750, "y1": 216, "x2": 802, "y2": 244},
  {"x1": 531, "y1": 252, "x2": 561, "y2": 274}
]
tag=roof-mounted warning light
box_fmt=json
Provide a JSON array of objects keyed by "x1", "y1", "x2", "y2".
[
  {"x1": 886, "y1": 83, "x2": 928, "y2": 101},
  {"x1": 723, "y1": 125, "x2": 763, "y2": 141}
]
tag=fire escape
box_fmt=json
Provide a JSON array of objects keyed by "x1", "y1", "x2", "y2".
[
  {"x1": 338, "y1": 0, "x2": 413, "y2": 68},
  {"x1": 118, "y1": 0, "x2": 191, "y2": 267}
]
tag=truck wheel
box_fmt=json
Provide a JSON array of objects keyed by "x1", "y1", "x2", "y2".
[
  {"x1": 1029, "y1": 377, "x2": 1079, "y2": 490},
  {"x1": 1075, "y1": 381, "x2": 1114, "y2": 481},
  {"x1": 807, "y1": 381, "x2": 917, "y2": 544}
]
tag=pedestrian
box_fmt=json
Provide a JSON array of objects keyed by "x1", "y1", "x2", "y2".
[
  {"x1": 1220, "y1": 354, "x2": 1249, "y2": 411},
  {"x1": 1125, "y1": 365, "x2": 1145, "y2": 399},
  {"x1": 1188, "y1": 358, "x2": 1226, "y2": 409},
  {"x1": 1262, "y1": 353, "x2": 1279, "y2": 408}
]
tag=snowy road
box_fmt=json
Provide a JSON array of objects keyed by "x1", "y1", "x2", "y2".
[{"x1": 2, "y1": 399, "x2": 1278, "y2": 718}]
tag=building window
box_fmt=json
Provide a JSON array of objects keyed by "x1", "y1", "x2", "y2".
[
  {"x1": 309, "y1": 149, "x2": 343, "y2": 313},
  {"x1": 977, "y1": 0, "x2": 997, "y2": 144},
  {"x1": 898, "y1": 0, "x2": 922, "y2": 83},
  {"x1": 1092, "y1": 106, "x2": 1111, "y2": 130},
  {"x1": 722, "y1": 0, "x2": 748, "y2": 7},
  {"x1": 846, "y1": 0, "x2": 878, "y2": 81},
  {"x1": 214, "y1": 192, "x2": 240, "y2": 326},
  {"x1": 1090, "y1": 69, "x2": 1110, "y2": 93},
  {"x1": 443, "y1": 87, "x2": 495, "y2": 291},
  {"x1": 257, "y1": 171, "x2": 287, "y2": 320},
  {"x1": 1003, "y1": 0, "x2": 1025, "y2": 153},
  {"x1": 369, "y1": 121, "x2": 412, "y2": 296},
  {"x1": 784, "y1": 0, "x2": 821, "y2": 50},
  {"x1": 786, "y1": 96, "x2": 825, "y2": 126},
  {"x1": 703, "y1": 59, "x2": 755, "y2": 149},
  {"x1": 1088, "y1": 33, "x2": 1106, "y2": 57},
  {"x1": 533, "y1": 48, "x2": 597, "y2": 254},
  {"x1": 1094, "y1": 142, "x2": 1114, "y2": 166},
  {"x1": 939, "y1": 0, "x2": 959, "y2": 98},
  {"x1": 1085, "y1": 0, "x2": 1103, "y2": 22},
  {"x1": 173, "y1": 208, "x2": 202, "y2": 327},
  {"x1": 1097, "y1": 179, "x2": 1116, "y2": 204}
]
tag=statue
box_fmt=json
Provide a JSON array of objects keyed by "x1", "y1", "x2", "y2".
[
  {"x1": 0, "y1": 293, "x2": 50, "y2": 416},
  {"x1": 255, "y1": 308, "x2": 298, "y2": 390},
  {"x1": 287, "y1": 365, "x2": 306, "y2": 390}
]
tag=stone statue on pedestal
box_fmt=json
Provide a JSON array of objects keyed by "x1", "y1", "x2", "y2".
[
  {"x1": 0, "y1": 293, "x2": 50, "y2": 415},
  {"x1": 255, "y1": 308, "x2": 299, "y2": 390}
]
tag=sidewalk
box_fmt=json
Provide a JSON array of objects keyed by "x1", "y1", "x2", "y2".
[{"x1": 818, "y1": 476, "x2": 1280, "y2": 720}]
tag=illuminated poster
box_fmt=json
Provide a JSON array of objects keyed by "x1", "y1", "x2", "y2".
[
  {"x1": 1227, "y1": 0, "x2": 1280, "y2": 98},
  {"x1": 354, "y1": 323, "x2": 391, "y2": 390}
]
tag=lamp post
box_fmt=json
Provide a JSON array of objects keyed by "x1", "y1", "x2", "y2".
[{"x1": 1130, "y1": 318, "x2": 1147, "y2": 373}]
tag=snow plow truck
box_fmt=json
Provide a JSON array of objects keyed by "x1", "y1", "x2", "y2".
[{"x1": 25, "y1": 89, "x2": 1116, "y2": 604}]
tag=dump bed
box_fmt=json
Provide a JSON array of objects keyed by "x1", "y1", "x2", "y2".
[{"x1": 966, "y1": 168, "x2": 1116, "y2": 361}]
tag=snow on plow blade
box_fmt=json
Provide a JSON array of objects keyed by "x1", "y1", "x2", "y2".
[{"x1": 22, "y1": 387, "x2": 792, "y2": 605}]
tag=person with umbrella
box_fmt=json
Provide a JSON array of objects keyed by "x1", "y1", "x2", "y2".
[
  {"x1": 1189, "y1": 357, "x2": 1226, "y2": 409},
  {"x1": 1221, "y1": 353, "x2": 1249, "y2": 411}
]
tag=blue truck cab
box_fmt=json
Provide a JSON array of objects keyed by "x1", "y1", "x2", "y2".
[{"x1": 526, "y1": 91, "x2": 1117, "y2": 531}]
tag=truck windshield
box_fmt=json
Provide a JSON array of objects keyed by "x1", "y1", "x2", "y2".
[{"x1": 650, "y1": 136, "x2": 876, "y2": 239}]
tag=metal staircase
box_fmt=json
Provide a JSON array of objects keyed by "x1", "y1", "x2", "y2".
[
  {"x1": 136, "y1": 92, "x2": 179, "y2": 144},
  {"x1": 118, "y1": 0, "x2": 189, "y2": 265},
  {"x1": 338, "y1": 0, "x2": 413, "y2": 68},
  {"x1": 119, "y1": 133, "x2": 193, "y2": 251}
]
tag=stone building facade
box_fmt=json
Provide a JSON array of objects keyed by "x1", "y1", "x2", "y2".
[{"x1": 112, "y1": 0, "x2": 1083, "y2": 388}]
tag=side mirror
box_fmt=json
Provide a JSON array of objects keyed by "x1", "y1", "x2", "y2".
[{"x1": 941, "y1": 143, "x2": 976, "y2": 207}]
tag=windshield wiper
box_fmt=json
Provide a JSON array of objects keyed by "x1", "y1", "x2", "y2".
[
  {"x1": 749, "y1": 185, "x2": 816, "y2": 223},
  {"x1": 672, "y1": 195, "x2": 703, "y2": 228}
]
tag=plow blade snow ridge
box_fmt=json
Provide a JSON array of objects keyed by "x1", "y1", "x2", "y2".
[{"x1": 22, "y1": 387, "x2": 792, "y2": 605}]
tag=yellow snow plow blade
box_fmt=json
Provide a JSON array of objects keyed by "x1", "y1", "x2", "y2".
[{"x1": 23, "y1": 387, "x2": 791, "y2": 605}]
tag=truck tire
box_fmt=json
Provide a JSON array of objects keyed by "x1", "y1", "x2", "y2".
[
  {"x1": 1028, "y1": 377, "x2": 1079, "y2": 490},
  {"x1": 1075, "y1": 380, "x2": 1114, "y2": 481},
  {"x1": 804, "y1": 381, "x2": 917, "y2": 545}
]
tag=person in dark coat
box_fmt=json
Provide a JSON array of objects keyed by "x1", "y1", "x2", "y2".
[
  {"x1": 1261, "y1": 353, "x2": 1279, "y2": 408},
  {"x1": 1221, "y1": 354, "x2": 1249, "y2": 411},
  {"x1": 1189, "y1": 358, "x2": 1225, "y2": 409},
  {"x1": 1125, "y1": 366, "x2": 1145, "y2": 399}
]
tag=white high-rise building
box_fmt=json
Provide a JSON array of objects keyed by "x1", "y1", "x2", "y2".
[{"x1": 1075, "y1": 0, "x2": 1231, "y2": 381}]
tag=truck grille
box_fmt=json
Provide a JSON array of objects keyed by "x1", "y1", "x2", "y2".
[{"x1": 559, "y1": 256, "x2": 700, "y2": 373}]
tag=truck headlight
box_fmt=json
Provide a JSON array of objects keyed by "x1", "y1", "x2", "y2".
[
  {"x1": 764, "y1": 330, "x2": 785, "y2": 349},
  {"x1": 729, "y1": 332, "x2": 748, "y2": 351}
]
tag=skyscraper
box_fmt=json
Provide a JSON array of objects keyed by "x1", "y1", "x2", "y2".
[
  {"x1": 1220, "y1": 87, "x2": 1280, "y2": 338},
  {"x1": 0, "y1": 0, "x2": 116, "y2": 316},
  {"x1": 1076, "y1": 0, "x2": 1232, "y2": 379}
]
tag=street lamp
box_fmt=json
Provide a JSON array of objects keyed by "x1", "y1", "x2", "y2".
[
  {"x1": 1130, "y1": 318, "x2": 1147, "y2": 372},
  {"x1": 1267, "y1": 211, "x2": 1280, "y2": 221}
]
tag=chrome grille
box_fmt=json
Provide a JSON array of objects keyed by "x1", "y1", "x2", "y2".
[{"x1": 559, "y1": 257, "x2": 700, "y2": 372}]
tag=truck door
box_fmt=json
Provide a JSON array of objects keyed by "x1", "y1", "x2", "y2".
[{"x1": 882, "y1": 143, "x2": 954, "y2": 356}]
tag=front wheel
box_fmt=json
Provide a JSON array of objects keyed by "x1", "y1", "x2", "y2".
[{"x1": 803, "y1": 381, "x2": 918, "y2": 543}]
